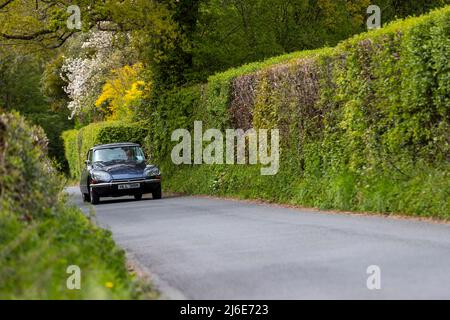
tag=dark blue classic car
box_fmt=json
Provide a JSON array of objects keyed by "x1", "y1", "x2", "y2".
[{"x1": 80, "y1": 142, "x2": 162, "y2": 205}]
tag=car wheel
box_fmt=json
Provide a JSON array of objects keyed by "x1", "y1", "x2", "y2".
[
  {"x1": 82, "y1": 193, "x2": 91, "y2": 202},
  {"x1": 90, "y1": 188, "x2": 100, "y2": 205},
  {"x1": 134, "y1": 194, "x2": 143, "y2": 200},
  {"x1": 152, "y1": 186, "x2": 162, "y2": 200}
]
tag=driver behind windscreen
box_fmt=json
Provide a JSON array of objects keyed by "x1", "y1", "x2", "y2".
[{"x1": 125, "y1": 148, "x2": 134, "y2": 161}]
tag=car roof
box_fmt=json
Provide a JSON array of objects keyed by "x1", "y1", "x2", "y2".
[{"x1": 91, "y1": 142, "x2": 141, "y2": 150}]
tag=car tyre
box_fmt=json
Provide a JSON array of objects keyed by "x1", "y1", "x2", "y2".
[
  {"x1": 82, "y1": 193, "x2": 91, "y2": 202},
  {"x1": 90, "y1": 188, "x2": 100, "y2": 205},
  {"x1": 152, "y1": 186, "x2": 162, "y2": 200},
  {"x1": 134, "y1": 194, "x2": 143, "y2": 200}
]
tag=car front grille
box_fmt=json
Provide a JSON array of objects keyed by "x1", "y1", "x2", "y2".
[{"x1": 111, "y1": 178, "x2": 146, "y2": 183}]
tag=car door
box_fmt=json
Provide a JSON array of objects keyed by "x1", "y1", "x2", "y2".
[{"x1": 80, "y1": 150, "x2": 92, "y2": 194}]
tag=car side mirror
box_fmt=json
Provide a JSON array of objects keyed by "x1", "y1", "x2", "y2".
[{"x1": 85, "y1": 160, "x2": 91, "y2": 166}]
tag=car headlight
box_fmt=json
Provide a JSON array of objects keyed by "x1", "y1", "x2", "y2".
[
  {"x1": 144, "y1": 165, "x2": 161, "y2": 177},
  {"x1": 91, "y1": 170, "x2": 112, "y2": 183}
]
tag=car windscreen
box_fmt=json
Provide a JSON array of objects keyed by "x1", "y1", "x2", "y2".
[{"x1": 93, "y1": 146, "x2": 145, "y2": 163}]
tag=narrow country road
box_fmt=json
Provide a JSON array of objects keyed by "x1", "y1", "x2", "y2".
[{"x1": 66, "y1": 187, "x2": 450, "y2": 300}]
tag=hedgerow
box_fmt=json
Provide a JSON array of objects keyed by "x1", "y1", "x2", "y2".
[
  {"x1": 1, "y1": 112, "x2": 151, "y2": 299},
  {"x1": 154, "y1": 6, "x2": 450, "y2": 218}
]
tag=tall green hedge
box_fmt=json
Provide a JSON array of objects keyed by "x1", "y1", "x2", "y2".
[
  {"x1": 63, "y1": 121, "x2": 150, "y2": 179},
  {"x1": 152, "y1": 6, "x2": 450, "y2": 217}
]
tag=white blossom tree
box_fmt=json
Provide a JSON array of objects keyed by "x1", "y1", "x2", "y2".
[{"x1": 61, "y1": 31, "x2": 132, "y2": 121}]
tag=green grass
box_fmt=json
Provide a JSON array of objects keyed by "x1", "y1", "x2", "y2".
[
  {"x1": 162, "y1": 160, "x2": 450, "y2": 219},
  {"x1": 0, "y1": 200, "x2": 158, "y2": 299}
]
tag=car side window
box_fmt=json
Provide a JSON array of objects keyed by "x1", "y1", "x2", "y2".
[{"x1": 87, "y1": 150, "x2": 92, "y2": 163}]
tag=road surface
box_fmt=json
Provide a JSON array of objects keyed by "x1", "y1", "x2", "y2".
[{"x1": 67, "y1": 187, "x2": 450, "y2": 299}]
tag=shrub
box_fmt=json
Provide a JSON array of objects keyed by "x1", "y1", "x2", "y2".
[{"x1": 0, "y1": 112, "x2": 59, "y2": 219}]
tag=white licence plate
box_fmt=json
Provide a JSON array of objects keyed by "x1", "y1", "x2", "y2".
[{"x1": 118, "y1": 183, "x2": 140, "y2": 190}]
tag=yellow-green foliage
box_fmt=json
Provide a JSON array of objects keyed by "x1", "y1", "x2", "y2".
[
  {"x1": 253, "y1": 75, "x2": 278, "y2": 130},
  {"x1": 1, "y1": 112, "x2": 148, "y2": 299},
  {"x1": 63, "y1": 121, "x2": 150, "y2": 179},
  {"x1": 153, "y1": 6, "x2": 450, "y2": 217},
  {"x1": 95, "y1": 63, "x2": 148, "y2": 122}
]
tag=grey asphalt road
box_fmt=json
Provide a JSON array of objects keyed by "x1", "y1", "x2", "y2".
[{"x1": 66, "y1": 186, "x2": 450, "y2": 300}]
